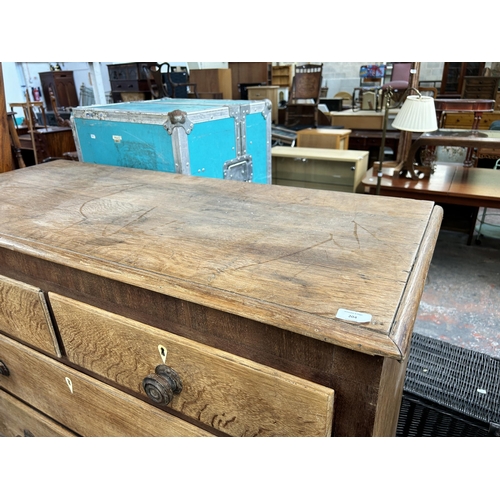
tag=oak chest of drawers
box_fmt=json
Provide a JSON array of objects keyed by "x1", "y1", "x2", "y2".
[{"x1": 0, "y1": 160, "x2": 442, "y2": 437}]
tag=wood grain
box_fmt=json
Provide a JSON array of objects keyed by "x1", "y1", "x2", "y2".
[
  {"x1": 0, "y1": 333, "x2": 213, "y2": 436},
  {"x1": 49, "y1": 293, "x2": 335, "y2": 437},
  {"x1": 0, "y1": 161, "x2": 439, "y2": 359},
  {"x1": 0, "y1": 274, "x2": 61, "y2": 356},
  {"x1": 0, "y1": 389, "x2": 76, "y2": 436}
]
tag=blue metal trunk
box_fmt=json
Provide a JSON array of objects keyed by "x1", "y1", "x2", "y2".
[{"x1": 71, "y1": 98, "x2": 272, "y2": 184}]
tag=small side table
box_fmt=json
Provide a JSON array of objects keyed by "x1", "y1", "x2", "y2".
[
  {"x1": 296, "y1": 127, "x2": 352, "y2": 150},
  {"x1": 247, "y1": 86, "x2": 279, "y2": 123}
]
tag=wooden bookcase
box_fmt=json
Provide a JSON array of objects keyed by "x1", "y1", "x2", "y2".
[{"x1": 271, "y1": 65, "x2": 294, "y2": 88}]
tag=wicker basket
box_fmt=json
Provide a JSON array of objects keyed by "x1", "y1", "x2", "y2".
[{"x1": 397, "y1": 333, "x2": 500, "y2": 437}]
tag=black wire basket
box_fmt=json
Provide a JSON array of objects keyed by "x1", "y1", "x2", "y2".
[{"x1": 397, "y1": 333, "x2": 500, "y2": 437}]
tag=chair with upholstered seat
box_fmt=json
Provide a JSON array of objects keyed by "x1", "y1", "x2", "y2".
[
  {"x1": 285, "y1": 64, "x2": 323, "y2": 128},
  {"x1": 381, "y1": 62, "x2": 413, "y2": 107}
]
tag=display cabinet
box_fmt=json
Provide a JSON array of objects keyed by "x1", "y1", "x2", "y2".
[{"x1": 439, "y1": 62, "x2": 485, "y2": 98}]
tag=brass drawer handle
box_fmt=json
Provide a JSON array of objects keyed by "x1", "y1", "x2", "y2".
[
  {"x1": 142, "y1": 365, "x2": 182, "y2": 406},
  {"x1": 0, "y1": 360, "x2": 9, "y2": 376}
]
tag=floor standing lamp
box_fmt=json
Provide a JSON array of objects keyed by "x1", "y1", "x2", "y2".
[{"x1": 375, "y1": 90, "x2": 438, "y2": 194}]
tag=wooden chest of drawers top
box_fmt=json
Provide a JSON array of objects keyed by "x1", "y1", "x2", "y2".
[{"x1": 0, "y1": 161, "x2": 441, "y2": 360}]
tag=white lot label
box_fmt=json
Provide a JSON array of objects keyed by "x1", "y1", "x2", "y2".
[{"x1": 336, "y1": 308, "x2": 372, "y2": 323}]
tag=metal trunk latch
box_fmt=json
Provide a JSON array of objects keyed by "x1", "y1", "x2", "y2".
[{"x1": 223, "y1": 156, "x2": 253, "y2": 182}]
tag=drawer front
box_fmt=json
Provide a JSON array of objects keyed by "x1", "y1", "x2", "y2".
[
  {"x1": 273, "y1": 157, "x2": 356, "y2": 188},
  {"x1": 247, "y1": 89, "x2": 275, "y2": 100},
  {"x1": 111, "y1": 80, "x2": 141, "y2": 92},
  {"x1": 0, "y1": 274, "x2": 60, "y2": 356},
  {"x1": 273, "y1": 178, "x2": 354, "y2": 193},
  {"x1": 0, "y1": 334, "x2": 213, "y2": 437},
  {"x1": 0, "y1": 389, "x2": 76, "y2": 437},
  {"x1": 49, "y1": 293, "x2": 335, "y2": 437}
]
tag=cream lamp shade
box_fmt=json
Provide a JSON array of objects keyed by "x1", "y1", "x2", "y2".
[{"x1": 392, "y1": 95, "x2": 438, "y2": 132}]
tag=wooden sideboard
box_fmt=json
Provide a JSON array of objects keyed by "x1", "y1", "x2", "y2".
[
  {"x1": 272, "y1": 146, "x2": 368, "y2": 193},
  {"x1": 0, "y1": 160, "x2": 442, "y2": 437},
  {"x1": 107, "y1": 62, "x2": 155, "y2": 103},
  {"x1": 17, "y1": 126, "x2": 76, "y2": 164}
]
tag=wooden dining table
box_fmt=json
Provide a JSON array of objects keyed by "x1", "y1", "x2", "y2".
[{"x1": 362, "y1": 163, "x2": 500, "y2": 244}]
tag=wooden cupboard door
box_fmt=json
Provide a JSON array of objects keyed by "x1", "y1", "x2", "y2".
[
  {"x1": 0, "y1": 274, "x2": 61, "y2": 356},
  {"x1": 0, "y1": 334, "x2": 214, "y2": 437},
  {"x1": 49, "y1": 293, "x2": 335, "y2": 437},
  {"x1": 0, "y1": 389, "x2": 76, "y2": 437}
]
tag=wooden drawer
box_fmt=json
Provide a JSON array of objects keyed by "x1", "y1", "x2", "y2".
[
  {"x1": 442, "y1": 111, "x2": 500, "y2": 130},
  {"x1": 0, "y1": 334, "x2": 213, "y2": 436},
  {"x1": 0, "y1": 274, "x2": 60, "y2": 356},
  {"x1": 49, "y1": 293, "x2": 335, "y2": 437},
  {"x1": 111, "y1": 80, "x2": 142, "y2": 92},
  {"x1": 0, "y1": 389, "x2": 76, "y2": 437}
]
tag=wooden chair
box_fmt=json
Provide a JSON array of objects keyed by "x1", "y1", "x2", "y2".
[
  {"x1": 164, "y1": 63, "x2": 198, "y2": 99},
  {"x1": 146, "y1": 63, "x2": 198, "y2": 99},
  {"x1": 285, "y1": 64, "x2": 323, "y2": 128},
  {"x1": 49, "y1": 87, "x2": 71, "y2": 127}
]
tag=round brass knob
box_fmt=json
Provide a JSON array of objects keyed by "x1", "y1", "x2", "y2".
[
  {"x1": 142, "y1": 365, "x2": 182, "y2": 406},
  {"x1": 0, "y1": 360, "x2": 9, "y2": 376}
]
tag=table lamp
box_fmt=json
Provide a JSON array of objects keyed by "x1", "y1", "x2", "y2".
[
  {"x1": 392, "y1": 93, "x2": 438, "y2": 133},
  {"x1": 375, "y1": 90, "x2": 437, "y2": 193}
]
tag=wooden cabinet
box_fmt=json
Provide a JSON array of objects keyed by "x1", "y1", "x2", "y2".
[
  {"x1": 461, "y1": 76, "x2": 499, "y2": 100},
  {"x1": 107, "y1": 62, "x2": 155, "y2": 103},
  {"x1": 272, "y1": 146, "x2": 368, "y2": 193},
  {"x1": 39, "y1": 71, "x2": 78, "y2": 111},
  {"x1": 17, "y1": 126, "x2": 76, "y2": 165},
  {"x1": 189, "y1": 68, "x2": 232, "y2": 99},
  {"x1": 296, "y1": 127, "x2": 352, "y2": 150},
  {"x1": 0, "y1": 160, "x2": 442, "y2": 436},
  {"x1": 247, "y1": 85, "x2": 279, "y2": 123},
  {"x1": 228, "y1": 62, "x2": 270, "y2": 100},
  {"x1": 439, "y1": 62, "x2": 485, "y2": 98}
]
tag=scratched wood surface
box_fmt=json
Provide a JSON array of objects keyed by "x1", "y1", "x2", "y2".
[
  {"x1": 50, "y1": 293, "x2": 334, "y2": 437},
  {"x1": 0, "y1": 160, "x2": 442, "y2": 358}
]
